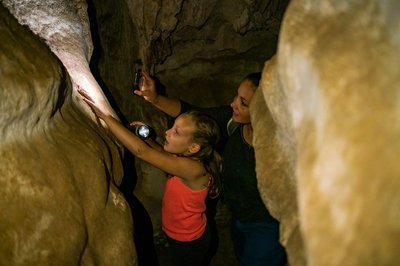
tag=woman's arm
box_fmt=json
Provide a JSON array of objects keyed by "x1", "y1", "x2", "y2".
[
  {"x1": 134, "y1": 71, "x2": 232, "y2": 137},
  {"x1": 134, "y1": 70, "x2": 181, "y2": 117}
]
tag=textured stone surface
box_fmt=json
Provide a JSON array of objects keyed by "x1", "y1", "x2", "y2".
[
  {"x1": 254, "y1": 0, "x2": 400, "y2": 265},
  {"x1": 125, "y1": 0, "x2": 287, "y2": 107},
  {"x1": 251, "y1": 57, "x2": 305, "y2": 266},
  {"x1": 0, "y1": 4, "x2": 137, "y2": 265},
  {"x1": 0, "y1": 0, "x2": 296, "y2": 264},
  {"x1": 86, "y1": 0, "x2": 288, "y2": 119},
  {"x1": 5, "y1": 0, "x2": 400, "y2": 265},
  {"x1": 2, "y1": 0, "x2": 117, "y2": 119}
]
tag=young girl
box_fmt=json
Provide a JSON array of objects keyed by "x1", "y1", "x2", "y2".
[{"x1": 78, "y1": 89, "x2": 222, "y2": 266}]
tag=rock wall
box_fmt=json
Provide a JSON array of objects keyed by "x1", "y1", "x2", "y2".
[
  {"x1": 7, "y1": 0, "x2": 397, "y2": 265},
  {"x1": 126, "y1": 0, "x2": 288, "y2": 106},
  {"x1": 0, "y1": 4, "x2": 137, "y2": 265},
  {"x1": 251, "y1": 57, "x2": 305, "y2": 266},
  {"x1": 2, "y1": 0, "x2": 289, "y2": 264},
  {"x1": 2, "y1": 0, "x2": 117, "y2": 119},
  {"x1": 252, "y1": 0, "x2": 400, "y2": 265}
]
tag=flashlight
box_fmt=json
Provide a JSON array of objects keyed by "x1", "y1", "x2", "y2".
[{"x1": 131, "y1": 124, "x2": 150, "y2": 140}]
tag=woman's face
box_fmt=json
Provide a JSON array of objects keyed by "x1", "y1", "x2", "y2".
[
  {"x1": 164, "y1": 114, "x2": 196, "y2": 155},
  {"x1": 230, "y1": 79, "x2": 256, "y2": 124}
]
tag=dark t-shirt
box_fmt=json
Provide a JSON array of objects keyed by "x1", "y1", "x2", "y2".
[{"x1": 180, "y1": 101, "x2": 276, "y2": 223}]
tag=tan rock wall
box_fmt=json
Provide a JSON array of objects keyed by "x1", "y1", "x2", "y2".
[
  {"x1": 2, "y1": 0, "x2": 117, "y2": 119},
  {"x1": 9, "y1": 0, "x2": 398, "y2": 265},
  {"x1": 251, "y1": 57, "x2": 305, "y2": 266},
  {"x1": 0, "y1": 4, "x2": 137, "y2": 265},
  {"x1": 252, "y1": 0, "x2": 400, "y2": 265}
]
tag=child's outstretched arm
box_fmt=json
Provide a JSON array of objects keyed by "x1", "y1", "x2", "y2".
[
  {"x1": 78, "y1": 89, "x2": 204, "y2": 181},
  {"x1": 78, "y1": 89, "x2": 150, "y2": 155}
]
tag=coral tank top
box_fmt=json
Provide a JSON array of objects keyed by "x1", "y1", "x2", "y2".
[{"x1": 162, "y1": 175, "x2": 209, "y2": 241}]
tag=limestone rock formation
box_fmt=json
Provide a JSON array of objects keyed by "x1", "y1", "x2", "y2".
[
  {"x1": 126, "y1": 0, "x2": 288, "y2": 107},
  {"x1": 252, "y1": 0, "x2": 400, "y2": 265},
  {"x1": 3, "y1": 0, "x2": 400, "y2": 265},
  {"x1": 251, "y1": 57, "x2": 305, "y2": 266},
  {"x1": 0, "y1": 4, "x2": 137, "y2": 265},
  {"x1": 2, "y1": 0, "x2": 117, "y2": 119}
]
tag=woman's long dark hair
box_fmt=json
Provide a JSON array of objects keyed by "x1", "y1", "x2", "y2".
[
  {"x1": 184, "y1": 111, "x2": 222, "y2": 198},
  {"x1": 243, "y1": 72, "x2": 262, "y2": 89}
]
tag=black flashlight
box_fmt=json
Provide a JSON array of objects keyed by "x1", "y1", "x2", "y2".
[{"x1": 130, "y1": 124, "x2": 150, "y2": 140}]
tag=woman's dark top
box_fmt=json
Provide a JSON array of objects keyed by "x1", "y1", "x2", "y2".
[{"x1": 180, "y1": 101, "x2": 276, "y2": 223}]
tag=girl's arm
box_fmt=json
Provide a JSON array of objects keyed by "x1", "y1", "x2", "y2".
[
  {"x1": 103, "y1": 115, "x2": 204, "y2": 180},
  {"x1": 144, "y1": 138, "x2": 164, "y2": 152},
  {"x1": 129, "y1": 121, "x2": 164, "y2": 152},
  {"x1": 79, "y1": 89, "x2": 204, "y2": 181}
]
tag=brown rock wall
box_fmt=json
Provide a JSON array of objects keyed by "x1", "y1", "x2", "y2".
[
  {"x1": 251, "y1": 57, "x2": 305, "y2": 266},
  {"x1": 0, "y1": 4, "x2": 137, "y2": 265},
  {"x1": 2, "y1": 0, "x2": 118, "y2": 119},
  {"x1": 251, "y1": 0, "x2": 400, "y2": 265}
]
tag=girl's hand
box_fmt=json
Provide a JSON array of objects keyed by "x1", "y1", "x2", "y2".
[
  {"x1": 134, "y1": 70, "x2": 159, "y2": 103},
  {"x1": 129, "y1": 121, "x2": 145, "y2": 127},
  {"x1": 78, "y1": 88, "x2": 106, "y2": 120}
]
